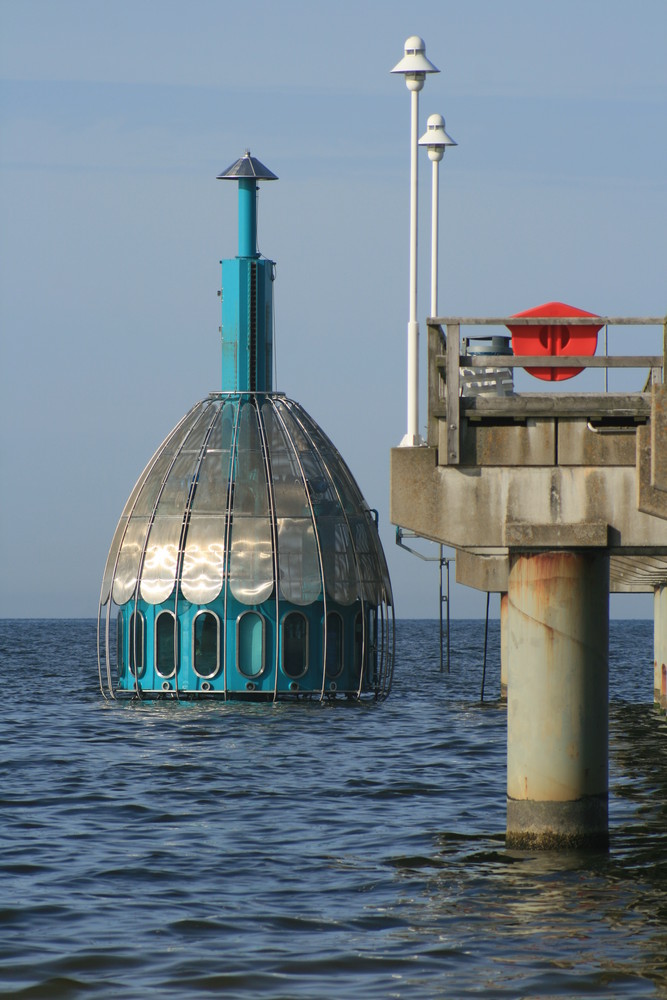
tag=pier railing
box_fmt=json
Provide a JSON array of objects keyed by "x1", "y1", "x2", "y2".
[{"x1": 427, "y1": 316, "x2": 667, "y2": 463}]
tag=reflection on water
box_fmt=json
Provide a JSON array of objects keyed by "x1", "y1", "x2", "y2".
[{"x1": 0, "y1": 619, "x2": 665, "y2": 998}]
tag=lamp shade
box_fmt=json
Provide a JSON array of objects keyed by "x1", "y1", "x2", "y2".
[
  {"x1": 418, "y1": 113, "x2": 457, "y2": 150},
  {"x1": 391, "y1": 35, "x2": 439, "y2": 75}
]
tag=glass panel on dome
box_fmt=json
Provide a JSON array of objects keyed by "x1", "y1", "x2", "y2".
[
  {"x1": 282, "y1": 612, "x2": 308, "y2": 679},
  {"x1": 318, "y1": 517, "x2": 358, "y2": 605},
  {"x1": 113, "y1": 516, "x2": 150, "y2": 605},
  {"x1": 190, "y1": 402, "x2": 235, "y2": 515},
  {"x1": 229, "y1": 518, "x2": 274, "y2": 604},
  {"x1": 140, "y1": 410, "x2": 215, "y2": 605},
  {"x1": 321, "y1": 456, "x2": 365, "y2": 516},
  {"x1": 181, "y1": 403, "x2": 236, "y2": 604},
  {"x1": 140, "y1": 516, "x2": 183, "y2": 604},
  {"x1": 105, "y1": 403, "x2": 216, "y2": 607},
  {"x1": 101, "y1": 516, "x2": 128, "y2": 606},
  {"x1": 193, "y1": 611, "x2": 219, "y2": 678},
  {"x1": 181, "y1": 515, "x2": 226, "y2": 604},
  {"x1": 116, "y1": 612, "x2": 123, "y2": 670},
  {"x1": 155, "y1": 610, "x2": 178, "y2": 677},
  {"x1": 289, "y1": 405, "x2": 367, "y2": 515},
  {"x1": 348, "y1": 514, "x2": 382, "y2": 604},
  {"x1": 230, "y1": 403, "x2": 273, "y2": 604},
  {"x1": 237, "y1": 612, "x2": 265, "y2": 677},
  {"x1": 262, "y1": 403, "x2": 310, "y2": 517},
  {"x1": 353, "y1": 612, "x2": 363, "y2": 677},
  {"x1": 117, "y1": 462, "x2": 153, "y2": 522},
  {"x1": 233, "y1": 403, "x2": 269, "y2": 516},
  {"x1": 325, "y1": 612, "x2": 343, "y2": 678},
  {"x1": 273, "y1": 401, "x2": 339, "y2": 508},
  {"x1": 153, "y1": 449, "x2": 200, "y2": 515},
  {"x1": 131, "y1": 449, "x2": 174, "y2": 517},
  {"x1": 277, "y1": 518, "x2": 321, "y2": 605},
  {"x1": 378, "y1": 545, "x2": 394, "y2": 605},
  {"x1": 204, "y1": 402, "x2": 224, "y2": 450},
  {"x1": 132, "y1": 404, "x2": 206, "y2": 516}
]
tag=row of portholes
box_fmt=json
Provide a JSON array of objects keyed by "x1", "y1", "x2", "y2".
[{"x1": 120, "y1": 608, "x2": 356, "y2": 682}]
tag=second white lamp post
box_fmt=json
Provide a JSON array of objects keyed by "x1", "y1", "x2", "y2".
[
  {"x1": 391, "y1": 36, "x2": 439, "y2": 447},
  {"x1": 419, "y1": 114, "x2": 457, "y2": 318}
]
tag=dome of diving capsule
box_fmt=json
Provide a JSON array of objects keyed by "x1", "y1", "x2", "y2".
[{"x1": 98, "y1": 391, "x2": 394, "y2": 699}]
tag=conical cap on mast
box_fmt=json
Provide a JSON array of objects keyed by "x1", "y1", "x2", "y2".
[{"x1": 216, "y1": 150, "x2": 278, "y2": 182}]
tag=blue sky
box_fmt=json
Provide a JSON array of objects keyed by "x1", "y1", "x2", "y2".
[{"x1": 1, "y1": 0, "x2": 665, "y2": 618}]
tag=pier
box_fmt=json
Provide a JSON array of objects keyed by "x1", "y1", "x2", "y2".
[{"x1": 391, "y1": 313, "x2": 667, "y2": 848}]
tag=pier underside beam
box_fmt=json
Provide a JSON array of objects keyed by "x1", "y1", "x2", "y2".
[{"x1": 506, "y1": 549, "x2": 610, "y2": 850}]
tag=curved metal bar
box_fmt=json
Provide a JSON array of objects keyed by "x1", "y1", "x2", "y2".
[
  {"x1": 130, "y1": 403, "x2": 212, "y2": 695},
  {"x1": 303, "y1": 428, "x2": 394, "y2": 696},
  {"x1": 95, "y1": 602, "x2": 110, "y2": 700},
  {"x1": 379, "y1": 600, "x2": 395, "y2": 698},
  {"x1": 289, "y1": 402, "x2": 381, "y2": 606},
  {"x1": 97, "y1": 402, "x2": 203, "y2": 696},
  {"x1": 281, "y1": 399, "x2": 367, "y2": 698},
  {"x1": 129, "y1": 604, "x2": 140, "y2": 697},
  {"x1": 222, "y1": 399, "x2": 242, "y2": 700},
  {"x1": 128, "y1": 608, "x2": 144, "y2": 698},
  {"x1": 110, "y1": 404, "x2": 205, "y2": 696},
  {"x1": 171, "y1": 399, "x2": 221, "y2": 699},
  {"x1": 255, "y1": 397, "x2": 282, "y2": 701},
  {"x1": 268, "y1": 397, "x2": 329, "y2": 700},
  {"x1": 104, "y1": 402, "x2": 203, "y2": 607},
  {"x1": 96, "y1": 579, "x2": 112, "y2": 700},
  {"x1": 377, "y1": 603, "x2": 386, "y2": 696}
]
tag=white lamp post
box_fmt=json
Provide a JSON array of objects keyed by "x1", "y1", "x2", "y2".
[
  {"x1": 418, "y1": 114, "x2": 457, "y2": 318},
  {"x1": 391, "y1": 36, "x2": 439, "y2": 447}
]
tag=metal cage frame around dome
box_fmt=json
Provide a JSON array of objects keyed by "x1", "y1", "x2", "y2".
[{"x1": 97, "y1": 392, "x2": 394, "y2": 701}]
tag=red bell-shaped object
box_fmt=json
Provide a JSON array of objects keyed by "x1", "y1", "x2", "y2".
[{"x1": 507, "y1": 301, "x2": 602, "y2": 381}]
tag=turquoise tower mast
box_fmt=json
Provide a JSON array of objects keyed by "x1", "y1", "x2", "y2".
[
  {"x1": 217, "y1": 151, "x2": 277, "y2": 393},
  {"x1": 98, "y1": 150, "x2": 394, "y2": 701}
]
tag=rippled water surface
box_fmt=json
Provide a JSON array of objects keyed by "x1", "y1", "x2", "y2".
[{"x1": 1, "y1": 619, "x2": 666, "y2": 998}]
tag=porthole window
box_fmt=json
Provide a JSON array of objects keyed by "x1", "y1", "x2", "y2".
[
  {"x1": 282, "y1": 612, "x2": 308, "y2": 679},
  {"x1": 193, "y1": 611, "x2": 220, "y2": 678},
  {"x1": 325, "y1": 612, "x2": 344, "y2": 678},
  {"x1": 129, "y1": 610, "x2": 145, "y2": 677},
  {"x1": 155, "y1": 611, "x2": 178, "y2": 678},
  {"x1": 237, "y1": 612, "x2": 265, "y2": 678},
  {"x1": 353, "y1": 612, "x2": 363, "y2": 677},
  {"x1": 116, "y1": 612, "x2": 124, "y2": 670}
]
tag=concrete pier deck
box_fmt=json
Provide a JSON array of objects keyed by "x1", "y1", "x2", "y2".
[
  {"x1": 392, "y1": 315, "x2": 667, "y2": 593},
  {"x1": 391, "y1": 314, "x2": 667, "y2": 847}
]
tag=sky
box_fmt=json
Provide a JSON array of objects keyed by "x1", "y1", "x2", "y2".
[{"x1": 1, "y1": 0, "x2": 665, "y2": 619}]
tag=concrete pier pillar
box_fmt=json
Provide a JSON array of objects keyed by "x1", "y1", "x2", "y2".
[
  {"x1": 507, "y1": 550, "x2": 610, "y2": 850},
  {"x1": 500, "y1": 591, "x2": 509, "y2": 700},
  {"x1": 655, "y1": 584, "x2": 667, "y2": 711}
]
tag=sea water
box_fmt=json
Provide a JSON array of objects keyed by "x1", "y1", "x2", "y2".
[{"x1": 1, "y1": 619, "x2": 666, "y2": 998}]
